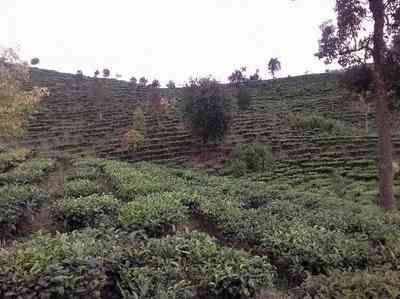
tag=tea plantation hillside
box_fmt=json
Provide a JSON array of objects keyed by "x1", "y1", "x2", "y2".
[
  {"x1": 1, "y1": 147, "x2": 400, "y2": 298},
  {"x1": 24, "y1": 68, "x2": 400, "y2": 168}
]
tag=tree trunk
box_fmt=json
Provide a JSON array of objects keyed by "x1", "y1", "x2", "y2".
[{"x1": 370, "y1": 0, "x2": 395, "y2": 209}]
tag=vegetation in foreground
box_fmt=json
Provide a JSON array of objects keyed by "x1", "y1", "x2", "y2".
[{"x1": 0, "y1": 147, "x2": 400, "y2": 298}]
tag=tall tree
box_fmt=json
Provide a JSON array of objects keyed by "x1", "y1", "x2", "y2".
[
  {"x1": 268, "y1": 58, "x2": 281, "y2": 79},
  {"x1": 315, "y1": 0, "x2": 400, "y2": 209}
]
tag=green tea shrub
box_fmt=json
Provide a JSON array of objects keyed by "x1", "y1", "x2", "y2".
[
  {"x1": 118, "y1": 191, "x2": 188, "y2": 235},
  {"x1": 236, "y1": 87, "x2": 252, "y2": 110},
  {"x1": 0, "y1": 229, "x2": 126, "y2": 299},
  {"x1": 103, "y1": 161, "x2": 176, "y2": 199},
  {"x1": 64, "y1": 179, "x2": 101, "y2": 197},
  {"x1": 118, "y1": 231, "x2": 276, "y2": 298},
  {"x1": 0, "y1": 147, "x2": 31, "y2": 173},
  {"x1": 286, "y1": 112, "x2": 350, "y2": 135},
  {"x1": 301, "y1": 268, "x2": 400, "y2": 299},
  {"x1": 0, "y1": 158, "x2": 55, "y2": 185},
  {"x1": 51, "y1": 194, "x2": 120, "y2": 231},
  {"x1": 0, "y1": 184, "x2": 48, "y2": 237},
  {"x1": 229, "y1": 143, "x2": 274, "y2": 176}
]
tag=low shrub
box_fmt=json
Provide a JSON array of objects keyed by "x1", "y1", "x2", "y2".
[
  {"x1": 64, "y1": 179, "x2": 101, "y2": 197},
  {"x1": 0, "y1": 184, "x2": 48, "y2": 237},
  {"x1": 286, "y1": 112, "x2": 351, "y2": 135},
  {"x1": 0, "y1": 229, "x2": 127, "y2": 299},
  {"x1": 118, "y1": 231, "x2": 276, "y2": 299},
  {"x1": 228, "y1": 143, "x2": 274, "y2": 176},
  {"x1": 118, "y1": 191, "x2": 188, "y2": 236},
  {"x1": 0, "y1": 147, "x2": 31, "y2": 173},
  {"x1": 51, "y1": 194, "x2": 121, "y2": 231},
  {"x1": 0, "y1": 158, "x2": 55, "y2": 185},
  {"x1": 301, "y1": 268, "x2": 400, "y2": 299}
]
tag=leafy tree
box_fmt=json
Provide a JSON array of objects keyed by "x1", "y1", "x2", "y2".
[
  {"x1": 130, "y1": 77, "x2": 137, "y2": 87},
  {"x1": 76, "y1": 70, "x2": 83, "y2": 79},
  {"x1": 30, "y1": 57, "x2": 40, "y2": 65},
  {"x1": 166, "y1": 80, "x2": 176, "y2": 89},
  {"x1": 249, "y1": 69, "x2": 261, "y2": 81},
  {"x1": 228, "y1": 67, "x2": 248, "y2": 86},
  {"x1": 268, "y1": 58, "x2": 281, "y2": 79},
  {"x1": 102, "y1": 69, "x2": 110, "y2": 78},
  {"x1": 0, "y1": 48, "x2": 48, "y2": 141},
  {"x1": 138, "y1": 77, "x2": 148, "y2": 87},
  {"x1": 314, "y1": 0, "x2": 400, "y2": 209},
  {"x1": 150, "y1": 79, "x2": 160, "y2": 88},
  {"x1": 94, "y1": 70, "x2": 100, "y2": 78},
  {"x1": 183, "y1": 77, "x2": 231, "y2": 146}
]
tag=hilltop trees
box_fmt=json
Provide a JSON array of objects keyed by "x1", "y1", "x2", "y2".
[
  {"x1": 183, "y1": 77, "x2": 231, "y2": 147},
  {"x1": 0, "y1": 48, "x2": 48, "y2": 141},
  {"x1": 249, "y1": 69, "x2": 261, "y2": 81},
  {"x1": 268, "y1": 58, "x2": 281, "y2": 79},
  {"x1": 228, "y1": 67, "x2": 248, "y2": 86},
  {"x1": 315, "y1": 0, "x2": 400, "y2": 209},
  {"x1": 30, "y1": 57, "x2": 40, "y2": 65},
  {"x1": 102, "y1": 69, "x2": 110, "y2": 78},
  {"x1": 138, "y1": 77, "x2": 148, "y2": 87},
  {"x1": 167, "y1": 80, "x2": 176, "y2": 89},
  {"x1": 150, "y1": 79, "x2": 160, "y2": 88}
]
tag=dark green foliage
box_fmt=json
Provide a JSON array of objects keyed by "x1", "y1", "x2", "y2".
[
  {"x1": 64, "y1": 179, "x2": 101, "y2": 197},
  {"x1": 0, "y1": 158, "x2": 55, "y2": 185},
  {"x1": 183, "y1": 77, "x2": 231, "y2": 145},
  {"x1": 301, "y1": 268, "x2": 400, "y2": 299},
  {"x1": 118, "y1": 191, "x2": 189, "y2": 236},
  {"x1": 0, "y1": 148, "x2": 31, "y2": 173},
  {"x1": 51, "y1": 194, "x2": 120, "y2": 231},
  {"x1": 229, "y1": 143, "x2": 274, "y2": 177},
  {"x1": 0, "y1": 184, "x2": 48, "y2": 237},
  {"x1": 118, "y1": 231, "x2": 276, "y2": 299},
  {"x1": 236, "y1": 87, "x2": 252, "y2": 110}
]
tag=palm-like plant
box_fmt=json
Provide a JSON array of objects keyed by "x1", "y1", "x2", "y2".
[{"x1": 268, "y1": 58, "x2": 281, "y2": 79}]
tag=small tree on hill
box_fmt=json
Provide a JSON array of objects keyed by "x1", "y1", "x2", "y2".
[
  {"x1": 167, "y1": 80, "x2": 176, "y2": 89},
  {"x1": 138, "y1": 77, "x2": 148, "y2": 87},
  {"x1": 268, "y1": 58, "x2": 281, "y2": 79},
  {"x1": 183, "y1": 77, "x2": 231, "y2": 149},
  {"x1": 130, "y1": 77, "x2": 137, "y2": 88},
  {"x1": 150, "y1": 79, "x2": 160, "y2": 88},
  {"x1": 314, "y1": 0, "x2": 400, "y2": 209},
  {"x1": 94, "y1": 70, "x2": 100, "y2": 78},
  {"x1": 249, "y1": 69, "x2": 261, "y2": 81},
  {"x1": 0, "y1": 48, "x2": 48, "y2": 141},
  {"x1": 102, "y1": 68, "x2": 110, "y2": 78},
  {"x1": 30, "y1": 57, "x2": 40, "y2": 65},
  {"x1": 228, "y1": 67, "x2": 248, "y2": 86}
]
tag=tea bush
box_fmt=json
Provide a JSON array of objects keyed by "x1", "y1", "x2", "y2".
[
  {"x1": 0, "y1": 158, "x2": 55, "y2": 185},
  {"x1": 228, "y1": 143, "x2": 274, "y2": 176},
  {"x1": 236, "y1": 87, "x2": 252, "y2": 110},
  {"x1": 118, "y1": 191, "x2": 189, "y2": 235},
  {"x1": 301, "y1": 268, "x2": 400, "y2": 299},
  {"x1": 0, "y1": 184, "x2": 48, "y2": 237},
  {"x1": 118, "y1": 231, "x2": 276, "y2": 299},
  {"x1": 0, "y1": 229, "x2": 127, "y2": 299},
  {"x1": 0, "y1": 147, "x2": 31, "y2": 173},
  {"x1": 103, "y1": 161, "x2": 178, "y2": 199},
  {"x1": 51, "y1": 194, "x2": 121, "y2": 231},
  {"x1": 64, "y1": 179, "x2": 101, "y2": 197}
]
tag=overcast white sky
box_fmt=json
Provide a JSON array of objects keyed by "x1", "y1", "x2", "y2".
[{"x1": 1, "y1": 0, "x2": 339, "y2": 86}]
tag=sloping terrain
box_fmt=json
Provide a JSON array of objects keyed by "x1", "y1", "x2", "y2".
[{"x1": 24, "y1": 68, "x2": 400, "y2": 167}]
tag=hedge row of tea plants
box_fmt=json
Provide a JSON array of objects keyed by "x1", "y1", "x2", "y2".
[
  {"x1": 0, "y1": 229, "x2": 276, "y2": 299},
  {"x1": 0, "y1": 184, "x2": 48, "y2": 237},
  {"x1": 51, "y1": 194, "x2": 121, "y2": 231},
  {"x1": 0, "y1": 148, "x2": 31, "y2": 173},
  {"x1": 0, "y1": 158, "x2": 55, "y2": 185}
]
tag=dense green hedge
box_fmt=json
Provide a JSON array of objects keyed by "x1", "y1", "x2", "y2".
[
  {"x1": 0, "y1": 184, "x2": 48, "y2": 237},
  {"x1": 0, "y1": 158, "x2": 55, "y2": 185},
  {"x1": 64, "y1": 179, "x2": 101, "y2": 198},
  {"x1": 51, "y1": 194, "x2": 121, "y2": 231},
  {"x1": 0, "y1": 148, "x2": 31, "y2": 173}
]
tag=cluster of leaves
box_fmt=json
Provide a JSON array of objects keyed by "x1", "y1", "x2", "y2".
[
  {"x1": 0, "y1": 47, "x2": 49, "y2": 140},
  {"x1": 51, "y1": 194, "x2": 121, "y2": 231},
  {"x1": 228, "y1": 143, "x2": 274, "y2": 177},
  {"x1": 122, "y1": 106, "x2": 146, "y2": 152},
  {"x1": 0, "y1": 158, "x2": 55, "y2": 185},
  {"x1": 118, "y1": 191, "x2": 189, "y2": 236},
  {"x1": 0, "y1": 184, "x2": 48, "y2": 237}
]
